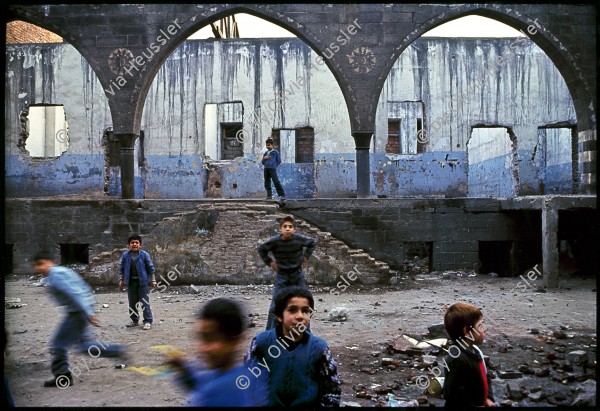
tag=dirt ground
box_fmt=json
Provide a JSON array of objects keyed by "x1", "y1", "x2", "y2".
[{"x1": 4, "y1": 271, "x2": 596, "y2": 407}]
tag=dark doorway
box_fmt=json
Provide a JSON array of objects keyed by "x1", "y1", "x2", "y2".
[
  {"x1": 478, "y1": 241, "x2": 513, "y2": 276},
  {"x1": 60, "y1": 244, "x2": 89, "y2": 265}
]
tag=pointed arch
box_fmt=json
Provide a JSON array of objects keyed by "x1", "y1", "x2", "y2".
[
  {"x1": 376, "y1": 6, "x2": 594, "y2": 132},
  {"x1": 132, "y1": 5, "x2": 352, "y2": 135}
]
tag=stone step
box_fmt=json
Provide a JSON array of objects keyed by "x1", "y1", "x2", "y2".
[{"x1": 347, "y1": 249, "x2": 364, "y2": 254}]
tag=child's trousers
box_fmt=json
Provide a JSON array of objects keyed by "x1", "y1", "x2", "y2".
[
  {"x1": 50, "y1": 311, "x2": 124, "y2": 376},
  {"x1": 266, "y1": 269, "x2": 305, "y2": 329},
  {"x1": 264, "y1": 168, "x2": 285, "y2": 199},
  {"x1": 127, "y1": 279, "x2": 153, "y2": 324}
]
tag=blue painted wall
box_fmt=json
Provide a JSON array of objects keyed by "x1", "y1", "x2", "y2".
[
  {"x1": 5, "y1": 154, "x2": 103, "y2": 197},
  {"x1": 143, "y1": 155, "x2": 206, "y2": 199},
  {"x1": 545, "y1": 164, "x2": 573, "y2": 194}
]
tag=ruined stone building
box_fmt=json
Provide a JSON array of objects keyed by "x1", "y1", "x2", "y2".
[{"x1": 3, "y1": 4, "x2": 597, "y2": 288}]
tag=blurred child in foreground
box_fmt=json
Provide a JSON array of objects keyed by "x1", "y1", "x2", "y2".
[
  {"x1": 167, "y1": 298, "x2": 267, "y2": 406},
  {"x1": 34, "y1": 250, "x2": 125, "y2": 388}
]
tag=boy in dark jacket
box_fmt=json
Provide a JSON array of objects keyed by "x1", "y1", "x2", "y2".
[
  {"x1": 257, "y1": 216, "x2": 316, "y2": 329},
  {"x1": 443, "y1": 302, "x2": 497, "y2": 408},
  {"x1": 118, "y1": 234, "x2": 157, "y2": 330},
  {"x1": 244, "y1": 286, "x2": 340, "y2": 407},
  {"x1": 262, "y1": 138, "x2": 286, "y2": 201}
]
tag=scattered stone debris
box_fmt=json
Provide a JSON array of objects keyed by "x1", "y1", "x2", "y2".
[
  {"x1": 5, "y1": 297, "x2": 27, "y2": 308},
  {"x1": 327, "y1": 306, "x2": 348, "y2": 322},
  {"x1": 387, "y1": 393, "x2": 419, "y2": 407},
  {"x1": 426, "y1": 323, "x2": 446, "y2": 339},
  {"x1": 498, "y1": 370, "x2": 523, "y2": 379},
  {"x1": 571, "y1": 379, "x2": 596, "y2": 407},
  {"x1": 552, "y1": 330, "x2": 568, "y2": 339},
  {"x1": 5, "y1": 303, "x2": 27, "y2": 309},
  {"x1": 506, "y1": 381, "x2": 526, "y2": 400},
  {"x1": 567, "y1": 350, "x2": 588, "y2": 366}
]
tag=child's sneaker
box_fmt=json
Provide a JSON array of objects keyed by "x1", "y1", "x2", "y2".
[
  {"x1": 43, "y1": 374, "x2": 73, "y2": 388},
  {"x1": 125, "y1": 321, "x2": 138, "y2": 328},
  {"x1": 142, "y1": 323, "x2": 151, "y2": 330}
]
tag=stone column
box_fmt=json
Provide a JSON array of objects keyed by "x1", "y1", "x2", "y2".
[
  {"x1": 542, "y1": 199, "x2": 559, "y2": 288},
  {"x1": 353, "y1": 132, "x2": 373, "y2": 199},
  {"x1": 116, "y1": 133, "x2": 138, "y2": 199},
  {"x1": 578, "y1": 129, "x2": 596, "y2": 194}
]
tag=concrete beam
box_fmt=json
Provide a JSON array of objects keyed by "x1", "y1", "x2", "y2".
[{"x1": 542, "y1": 199, "x2": 559, "y2": 288}]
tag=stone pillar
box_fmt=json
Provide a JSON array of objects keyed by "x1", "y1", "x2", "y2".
[
  {"x1": 353, "y1": 132, "x2": 373, "y2": 199},
  {"x1": 578, "y1": 129, "x2": 596, "y2": 194},
  {"x1": 542, "y1": 199, "x2": 559, "y2": 288},
  {"x1": 116, "y1": 133, "x2": 138, "y2": 199}
]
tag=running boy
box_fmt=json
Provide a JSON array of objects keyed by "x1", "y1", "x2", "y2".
[
  {"x1": 257, "y1": 216, "x2": 316, "y2": 329},
  {"x1": 244, "y1": 286, "x2": 341, "y2": 407},
  {"x1": 118, "y1": 234, "x2": 156, "y2": 330},
  {"x1": 167, "y1": 298, "x2": 267, "y2": 406},
  {"x1": 262, "y1": 137, "x2": 285, "y2": 201},
  {"x1": 33, "y1": 250, "x2": 125, "y2": 388},
  {"x1": 443, "y1": 302, "x2": 497, "y2": 408}
]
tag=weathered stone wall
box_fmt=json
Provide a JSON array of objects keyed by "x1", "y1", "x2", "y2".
[
  {"x1": 5, "y1": 199, "x2": 397, "y2": 285},
  {"x1": 5, "y1": 198, "x2": 595, "y2": 284}
]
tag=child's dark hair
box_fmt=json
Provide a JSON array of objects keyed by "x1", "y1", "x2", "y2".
[
  {"x1": 265, "y1": 138, "x2": 274, "y2": 145},
  {"x1": 197, "y1": 298, "x2": 246, "y2": 338},
  {"x1": 279, "y1": 215, "x2": 296, "y2": 228},
  {"x1": 32, "y1": 250, "x2": 55, "y2": 262},
  {"x1": 128, "y1": 234, "x2": 142, "y2": 245},
  {"x1": 273, "y1": 286, "x2": 315, "y2": 318},
  {"x1": 444, "y1": 302, "x2": 483, "y2": 343}
]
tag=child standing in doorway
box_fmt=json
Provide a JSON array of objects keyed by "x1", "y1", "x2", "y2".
[
  {"x1": 257, "y1": 216, "x2": 316, "y2": 329},
  {"x1": 118, "y1": 234, "x2": 157, "y2": 330},
  {"x1": 262, "y1": 138, "x2": 286, "y2": 201}
]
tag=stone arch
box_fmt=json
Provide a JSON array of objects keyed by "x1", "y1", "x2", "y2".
[
  {"x1": 375, "y1": 6, "x2": 594, "y2": 134},
  {"x1": 132, "y1": 5, "x2": 352, "y2": 136}
]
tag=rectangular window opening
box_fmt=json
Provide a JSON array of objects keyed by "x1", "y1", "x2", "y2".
[
  {"x1": 24, "y1": 104, "x2": 69, "y2": 158},
  {"x1": 386, "y1": 120, "x2": 401, "y2": 154},
  {"x1": 271, "y1": 127, "x2": 315, "y2": 164},
  {"x1": 295, "y1": 127, "x2": 314, "y2": 163},
  {"x1": 220, "y1": 122, "x2": 243, "y2": 160}
]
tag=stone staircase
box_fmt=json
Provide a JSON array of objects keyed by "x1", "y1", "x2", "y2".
[{"x1": 84, "y1": 201, "x2": 399, "y2": 286}]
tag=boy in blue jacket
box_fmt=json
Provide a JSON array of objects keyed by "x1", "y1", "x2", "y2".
[
  {"x1": 118, "y1": 234, "x2": 156, "y2": 330},
  {"x1": 33, "y1": 251, "x2": 125, "y2": 388},
  {"x1": 167, "y1": 298, "x2": 267, "y2": 406},
  {"x1": 262, "y1": 138, "x2": 286, "y2": 201},
  {"x1": 244, "y1": 286, "x2": 341, "y2": 407}
]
